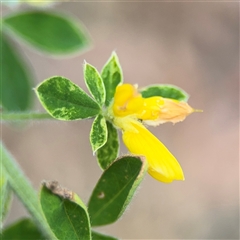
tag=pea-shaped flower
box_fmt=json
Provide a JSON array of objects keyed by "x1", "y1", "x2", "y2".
[{"x1": 108, "y1": 84, "x2": 197, "y2": 183}]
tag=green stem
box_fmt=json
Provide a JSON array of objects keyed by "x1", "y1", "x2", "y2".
[
  {"x1": 0, "y1": 142, "x2": 56, "y2": 239},
  {"x1": 1, "y1": 112, "x2": 53, "y2": 121}
]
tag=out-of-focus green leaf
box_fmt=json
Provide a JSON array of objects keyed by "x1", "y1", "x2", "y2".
[
  {"x1": 92, "y1": 231, "x2": 118, "y2": 240},
  {"x1": 0, "y1": 172, "x2": 12, "y2": 224},
  {"x1": 35, "y1": 76, "x2": 100, "y2": 120},
  {"x1": 3, "y1": 11, "x2": 90, "y2": 54},
  {"x1": 0, "y1": 33, "x2": 32, "y2": 111},
  {"x1": 88, "y1": 155, "x2": 148, "y2": 226},
  {"x1": 1, "y1": 218, "x2": 45, "y2": 240},
  {"x1": 40, "y1": 182, "x2": 91, "y2": 240},
  {"x1": 140, "y1": 84, "x2": 189, "y2": 101},
  {"x1": 101, "y1": 52, "x2": 123, "y2": 106},
  {"x1": 97, "y1": 121, "x2": 119, "y2": 170},
  {"x1": 90, "y1": 114, "x2": 108, "y2": 153},
  {"x1": 84, "y1": 62, "x2": 105, "y2": 106}
]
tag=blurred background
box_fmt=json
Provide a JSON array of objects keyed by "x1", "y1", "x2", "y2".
[{"x1": 2, "y1": 2, "x2": 239, "y2": 239}]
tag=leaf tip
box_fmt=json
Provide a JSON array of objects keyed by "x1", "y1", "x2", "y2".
[
  {"x1": 111, "y1": 50, "x2": 119, "y2": 60},
  {"x1": 42, "y1": 180, "x2": 74, "y2": 200}
]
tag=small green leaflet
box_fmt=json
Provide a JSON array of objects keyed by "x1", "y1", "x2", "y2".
[
  {"x1": 90, "y1": 114, "x2": 108, "y2": 153},
  {"x1": 84, "y1": 62, "x2": 106, "y2": 106},
  {"x1": 140, "y1": 84, "x2": 189, "y2": 102},
  {"x1": 40, "y1": 181, "x2": 91, "y2": 240},
  {"x1": 97, "y1": 121, "x2": 119, "y2": 170},
  {"x1": 88, "y1": 155, "x2": 148, "y2": 226},
  {"x1": 101, "y1": 52, "x2": 123, "y2": 106},
  {"x1": 35, "y1": 76, "x2": 100, "y2": 120}
]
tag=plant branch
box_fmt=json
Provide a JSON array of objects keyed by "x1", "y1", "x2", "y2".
[
  {"x1": 1, "y1": 112, "x2": 53, "y2": 121},
  {"x1": 0, "y1": 142, "x2": 56, "y2": 239}
]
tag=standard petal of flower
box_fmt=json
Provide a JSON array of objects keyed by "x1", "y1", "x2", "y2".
[{"x1": 122, "y1": 120, "x2": 185, "y2": 183}]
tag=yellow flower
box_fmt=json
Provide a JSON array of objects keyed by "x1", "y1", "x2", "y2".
[{"x1": 109, "y1": 83, "x2": 198, "y2": 183}]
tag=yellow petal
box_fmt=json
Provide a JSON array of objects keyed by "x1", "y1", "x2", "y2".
[
  {"x1": 122, "y1": 120, "x2": 184, "y2": 183},
  {"x1": 112, "y1": 84, "x2": 143, "y2": 117}
]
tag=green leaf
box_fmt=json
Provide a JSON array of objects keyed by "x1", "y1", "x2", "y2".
[
  {"x1": 35, "y1": 76, "x2": 100, "y2": 120},
  {"x1": 92, "y1": 231, "x2": 118, "y2": 240},
  {"x1": 90, "y1": 114, "x2": 108, "y2": 153},
  {"x1": 3, "y1": 11, "x2": 90, "y2": 54},
  {"x1": 84, "y1": 62, "x2": 106, "y2": 106},
  {"x1": 0, "y1": 33, "x2": 32, "y2": 111},
  {"x1": 88, "y1": 155, "x2": 148, "y2": 226},
  {"x1": 96, "y1": 121, "x2": 119, "y2": 170},
  {"x1": 101, "y1": 52, "x2": 123, "y2": 106},
  {"x1": 0, "y1": 172, "x2": 12, "y2": 224},
  {"x1": 1, "y1": 218, "x2": 45, "y2": 240},
  {"x1": 140, "y1": 84, "x2": 189, "y2": 101},
  {"x1": 40, "y1": 181, "x2": 91, "y2": 240}
]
